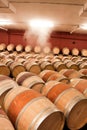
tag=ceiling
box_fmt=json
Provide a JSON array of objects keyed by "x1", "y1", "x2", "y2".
[{"x1": 0, "y1": 0, "x2": 87, "y2": 34}]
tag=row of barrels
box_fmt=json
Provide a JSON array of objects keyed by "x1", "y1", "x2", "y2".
[
  {"x1": 0, "y1": 69, "x2": 87, "y2": 130},
  {"x1": 0, "y1": 75, "x2": 64, "y2": 130},
  {"x1": 0, "y1": 51, "x2": 87, "y2": 78},
  {"x1": 0, "y1": 49, "x2": 86, "y2": 129},
  {"x1": 0, "y1": 43, "x2": 87, "y2": 56},
  {"x1": 12, "y1": 70, "x2": 87, "y2": 130}
]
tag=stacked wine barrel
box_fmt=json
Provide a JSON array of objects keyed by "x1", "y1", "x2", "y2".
[
  {"x1": 0, "y1": 44, "x2": 87, "y2": 130},
  {"x1": 0, "y1": 44, "x2": 87, "y2": 56}
]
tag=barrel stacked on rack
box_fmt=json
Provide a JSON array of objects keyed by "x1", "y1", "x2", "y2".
[{"x1": 0, "y1": 44, "x2": 87, "y2": 130}]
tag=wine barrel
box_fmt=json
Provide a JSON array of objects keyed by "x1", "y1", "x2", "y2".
[
  {"x1": 81, "y1": 49, "x2": 87, "y2": 57},
  {"x1": 6, "y1": 53, "x2": 16, "y2": 60},
  {"x1": 16, "y1": 44, "x2": 23, "y2": 52},
  {"x1": 3, "y1": 58, "x2": 13, "y2": 67},
  {"x1": 82, "y1": 57, "x2": 87, "y2": 62},
  {"x1": 52, "y1": 47, "x2": 60, "y2": 55},
  {"x1": 54, "y1": 88, "x2": 87, "y2": 129},
  {"x1": 22, "y1": 76, "x2": 45, "y2": 92},
  {"x1": 63, "y1": 59, "x2": 71, "y2": 64},
  {"x1": 39, "y1": 70, "x2": 57, "y2": 82},
  {"x1": 35, "y1": 54, "x2": 44, "y2": 60},
  {"x1": 7, "y1": 60, "x2": 14, "y2": 68},
  {"x1": 16, "y1": 71, "x2": 36, "y2": 85},
  {"x1": 42, "y1": 81, "x2": 87, "y2": 129},
  {"x1": 59, "y1": 69, "x2": 75, "y2": 76},
  {"x1": 79, "y1": 62, "x2": 87, "y2": 69},
  {"x1": 15, "y1": 53, "x2": 25, "y2": 59},
  {"x1": 0, "y1": 43, "x2": 6, "y2": 51},
  {"x1": 48, "y1": 73, "x2": 70, "y2": 84},
  {"x1": 0, "y1": 106, "x2": 14, "y2": 130},
  {"x1": 62, "y1": 47, "x2": 70, "y2": 55},
  {"x1": 24, "y1": 61, "x2": 41, "y2": 74},
  {"x1": 42, "y1": 81, "x2": 70, "y2": 102},
  {"x1": 0, "y1": 53, "x2": 5, "y2": 61},
  {"x1": 43, "y1": 46, "x2": 51, "y2": 54},
  {"x1": 1, "y1": 51, "x2": 9, "y2": 55},
  {"x1": 62, "y1": 57, "x2": 70, "y2": 62},
  {"x1": 58, "y1": 54, "x2": 64, "y2": 60},
  {"x1": 0, "y1": 63, "x2": 10, "y2": 76},
  {"x1": 75, "y1": 59, "x2": 82, "y2": 66},
  {"x1": 24, "y1": 45, "x2": 32, "y2": 53},
  {"x1": 51, "y1": 58, "x2": 61, "y2": 66},
  {"x1": 71, "y1": 48, "x2": 79, "y2": 56},
  {"x1": 54, "y1": 61, "x2": 67, "y2": 72},
  {"x1": 71, "y1": 56, "x2": 80, "y2": 62},
  {"x1": 34, "y1": 46, "x2": 41, "y2": 53},
  {"x1": 0, "y1": 75, "x2": 18, "y2": 108},
  {"x1": 59, "y1": 69, "x2": 81, "y2": 79},
  {"x1": 15, "y1": 57, "x2": 25, "y2": 64},
  {"x1": 70, "y1": 78, "x2": 87, "y2": 97},
  {"x1": 7, "y1": 44, "x2": 15, "y2": 52},
  {"x1": 10, "y1": 61, "x2": 26, "y2": 78},
  {"x1": 40, "y1": 61, "x2": 54, "y2": 71},
  {"x1": 24, "y1": 57, "x2": 38, "y2": 63},
  {"x1": 44, "y1": 55, "x2": 53, "y2": 61},
  {"x1": 84, "y1": 89, "x2": 87, "y2": 97},
  {"x1": 38, "y1": 58, "x2": 51, "y2": 65},
  {"x1": 66, "y1": 61, "x2": 79, "y2": 70},
  {"x1": 4, "y1": 87, "x2": 65, "y2": 130},
  {"x1": 79, "y1": 69, "x2": 87, "y2": 75},
  {"x1": 24, "y1": 53, "x2": 33, "y2": 59}
]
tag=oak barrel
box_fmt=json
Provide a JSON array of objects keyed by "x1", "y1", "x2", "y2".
[
  {"x1": 42, "y1": 81, "x2": 70, "y2": 102},
  {"x1": 79, "y1": 69, "x2": 87, "y2": 75},
  {"x1": 7, "y1": 44, "x2": 15, "y2": 52},
  {"x1": 79, "y1": 62, "x2": 87, "y2": 69},
  {"x1": 39, "y1": 70, "x2": 57, "y2": 82},
  {"x1": 10, "y1": 61, "x2": 26, "y2": 78},
  {"x1": 54, "y1": 61, "x2": 67, "y2": 72},
  {"x1": 24, "y1": 45, "x2": 32, "y2": 53},
  {"x1": 43, "y1": 46, "x2": 51, "y2": 54},
  {"x1": 42, "y1": 81, "x2": 87, "y2": 129},
  {"x1": 24, "y1": 61, "x2": 41, "y2": 74},
  {"x1": 40, "y1": 61, "x2": 54, "y2": 71},
  {"x1": 66, "y1": 61, "x2": 79, "y2": 70},
  {"x1": 15, "y1": 44, "x2": 23, "y2": 52},
  {"x1": 16, "y1": 71, "x2": 36, "y2": 85},
  {"x1": 0, "y1": 43, "x2": 6, "y2": 51},
  {"x1": 59, "y1": 69, "x2": 81, "y2": 79},
  {"x1": 70, "y1": 78, "x2": 87, "y2": 97},
  {"x1": 62, "y1": 47, "x2": 70, "y2": 55},
  {"x1": 0, "y1": 75, "x2": 18, "y2": 108},
  {"x1": 52, "y1": 47, "x2": 60, "y2": 55},
  {"x1": 22, "y1": 75, "x2": 45, "y2": 92},
  {"x1": 81, "y1": 49, "x2": 87, "y2": 57},
  {"x1": 48, "y1": 73, "x2": 70, "y2": 84},
  {"x1": 4, "y1": 87, "x2": 65, "y2": 130},
  {"x1": 34, "y1": 46, "x2": 41, "y2": 53},
  {"x1": 0, "y1": 63, "x2": 10, "y2": 76},
  {"x1": 0, "y1": 106, "x2": 14, "y2": 130},
  {"x1": 71, "y1": 48, "x2": 79, "y2": 56},
  {"x1": 55, "y1": 88, "x2": 87, "y2": 129}
]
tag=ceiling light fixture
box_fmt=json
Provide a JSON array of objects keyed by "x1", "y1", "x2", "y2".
[
  {"x1": 29, "y1": 19, "x2": 54, "y2": 28},
  {"x1": 80, "y1": 24, "x2": 87, "y2": 30},
  {"x1": 0, "y1": 19, "x2": 13, "y2": 26}
]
